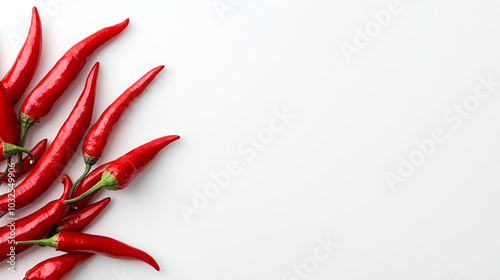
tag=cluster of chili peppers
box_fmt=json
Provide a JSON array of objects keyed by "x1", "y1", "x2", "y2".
[{"x1": 0, "y1": 7, "x2": 179, "y2": 279}]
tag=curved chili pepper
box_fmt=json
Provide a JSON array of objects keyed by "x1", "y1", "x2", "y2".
[
  {"x1": 71, "y1": 65, "x2": 165, "y2": 197},
  {"x1": 65, "y1": 135, "x2": 180, "y2": 204},
  {"x1": 19, "y1": 18, "x2": 129, "y2": 147},
  {"x1": 47, "y1": 197, "x2": 111, "y2": 237},
  {"x1": 0, "y1": 175, "x2": 72, "y2": 262},
  {"x1": 0, "y1": 63, "x2": 99, "y2": 218},
  {"x1": 0, "y1": 138, "x2": 47, "y2": 183},
  {"x1": 24, "y1": 252, "x2": 94, "y2": 280},
  {"x1": 17, "y1": 231, "x2": 161, "y2": 271},
  {"x1": 2, "y1": 7, "x2": 42, "y2": 105}
]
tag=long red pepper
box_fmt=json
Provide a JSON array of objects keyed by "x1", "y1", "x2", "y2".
[
  {"x1": 65, "y1": 135, "x2": 180, "y2": 204},
  {"x1": 24, "y1": 252, "x2": 94, "y2": 280},
  {"x1": 0, "y1": 63, "x2": 99, "y2": 218},
  {"x1": 17, "y1": 231, "x2": 161, "y2": 271},
  {"x1": 47, "y1": 197, "x2": 111, "y2": 237},
  {"x1": 0, "y1": 175, "x2": 72, "y2": 262},
  {"x1": 19, "y1": 18, "x2": 129, "y2": 147},
  {"x1": 71, "y1": 65, "x2": 165, "y2": 196},
  {"x1": 0, "y1": 84, "x2": 34, "y2": 177},
  {"x1": 2, "y1": 7, "x2": 42, "y2": 105},
  {"x1": 0, "y1": 138, "x2": 47, "y2": 183}
]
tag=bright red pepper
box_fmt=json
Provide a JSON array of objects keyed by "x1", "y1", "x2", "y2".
[
  {"x1": 0, "y1": 175, "x2": 72, "y2": 262},
  {"x1": 2, "y1": 7, "x2": 42, "y2": 105},
  {"x1": 71, "y1": 65, "x2": 165, "y2": 196},
  {"x1": 0, "y1": 138, "x2": 47, "y2": 183},
  {"x1": 65, "y1": 135, "x2": 180, "y2": 204},
  {"x1": 47, "y1": 197, "x2": 111, "y2": 237},
  {"x1": 0, "y1": 63, "x2": 99, "y2": 218},
  {"x1": 24, "y1": 252, "x2": 94, "y2": 280},
  {"x1": 19, "y1": 18, "x2": 129, "y2": 146},
  {"x1": 17, "y1": 231, "x2": 160, "y2": 271}
]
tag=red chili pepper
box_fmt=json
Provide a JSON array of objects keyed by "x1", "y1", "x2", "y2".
[
  {"x1": 17, "y1": 231, "x2": 161, "y2": 271},
  {"x1": 0, "y1": 63, "x2": 99, "y2": 218},
  {"x1": 0, "y1": 138, "x2": 47, "y2": 183},
  {"x1": 71, "y1": 65, "x2": 165, "y2": 196},
  {"x1": 65, "y1": 135, "x2": 180, "y2": 204},
  {"x1": 24, "y1": 252, "x2": 94, "y2": 280},
  {"x1": 19, "y1": 18, "x2": 129, "y2": 147},
  {"x1": 47, "y1": 197, "x2": 111, "y2": 237},
  {"x1": 2, "y1": 7, "x2": 42, "y2": 105},
  {"x1": 0, "y1": 175, "x2": 72, "y2": 262}
]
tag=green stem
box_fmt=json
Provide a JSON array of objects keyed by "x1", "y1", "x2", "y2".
[
  {"x1": 63, "y1": 171, "x2": 119, "y2": 204},
  {"x1": 2, "y1": 142, "x2": 35, "y2": 163},
  {"x1": 69, "y1": 163, "x2": 93, "y2": 209},
  {"x1": 2, "y1": 142, "x2": 35, "y2": 176},
  {"x1": 16, "y1": 234, "x2": 59, "y2": 248},
  {"x1": 16, "y1": 153, "x2": 22, "y2": 174},
  {"x1": 18, "y1": 112, "x2": 37, "y2": 174},
  {"x1": 19, "y1": 112, "x2": 37, "y2": 147}
]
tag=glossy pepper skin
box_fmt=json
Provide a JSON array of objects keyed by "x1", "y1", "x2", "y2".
[
  {"x1": 19, "y1": 19, "x2": 129, "y2": 146},
  {"x1": 0, "y1": 175, "x2": 72, "y2": 262},
  {"x1": 47, "y1": 197, "x2": 111, "y2": 237},
  {"x1": 17, "y1": 232, "x2": 161, "y2": 271},
  {"x1": 0, "y1": 63, "x2": 99, "y2": 218},
  {"x1": 2, "y1": 7, "x2": 42, "y2": 105},
  {"x1": 0, "y1": 138, "x2": 47, "y2": 183},
  {"x1": 65, "y1": 135, "x2": 180, "y2": 204},
  {"x1": 23, "y1": 252, "x2": 94, "y2": 280},
  {"x1": 71, "y1": 65, "x2": 165, "y2": 195}
]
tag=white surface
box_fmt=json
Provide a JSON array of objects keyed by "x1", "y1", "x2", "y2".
[{"x1": 1, "y1": 0, "x2": 500, "y2": 279}]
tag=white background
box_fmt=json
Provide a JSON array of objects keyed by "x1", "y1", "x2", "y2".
[{"x1": 1, "y1": 0, "x2": 500, "y2": 279}]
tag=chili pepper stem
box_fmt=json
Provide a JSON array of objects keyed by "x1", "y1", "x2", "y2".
[
  {"x1": 0, "y1": 158, "x2": 12, "y2": 180},
  {"x1": 64, "y1": 171, "x2": 118, "y2": 204},
  {"x1": 18, "y1": 112, "x2": 37, "y2": 173},
  {"x1": 16, "y1": 234, "x2": 59, "y2": 248},
  {"x1": 69, "y1": 163, "x2": 93, "y2": 209},
  {"x1": 3, "y1": 142, "x2": 35, "y2": 163},
  {"x1": 19, "y1": 112, "x2": 37, "y2": 146},
  {"x1": 2, "y1": 142, "x2": 35, "y2": 175}
]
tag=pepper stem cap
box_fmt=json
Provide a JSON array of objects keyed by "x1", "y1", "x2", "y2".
[{"x1": 16, "y1": 234, "x2": 59, "y2": 248}]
